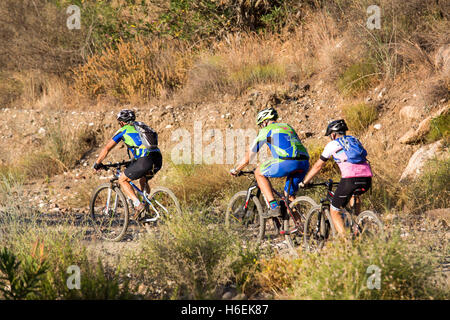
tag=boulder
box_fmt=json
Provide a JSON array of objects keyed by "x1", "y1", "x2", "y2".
[
  {"x1": 435, "y1": 44, "x2": 450, "y2": 76},
  {"x1": 399, "y1": 140, "x2": 444, "y2": 183},
  {"x1": 399, "y1": 129, "x2": 418, "y2": 144},
  {"x1": 399, "y1": 105, "x2": 449, "y2": 144},
  {"x1": 399, "y1": 105, "x2": 421, "y2": 120}
]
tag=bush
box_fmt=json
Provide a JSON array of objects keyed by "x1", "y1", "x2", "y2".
[
  {"x1": 0, "y1": 205, "x2": 133, "y2": 300},
  {"x1": 337, "y1": 61, "x2": 377, "y2": 96},
  {"x1": 183, "y1": 34, "x2": 289, "y2": 101},
  {"x1": 426, "y1": 111, "x2": 450, "y2": 144},
  {"x1": 127, "y1": 210, "x2": 261, "y2": 299},
  {"x1": 305, "y1": 140, "x2": 340, "y2": 179},
  {"x1": 409, "y1": 158, "x2": 449, "y2": 212},
  {"x1": 14, "y1": 121, "x2": 97, "y2": 179},
  {"x1": 0, "y1": 247, "x2": 49, "y2": 300},
  {"x1": 343, "y1": 103, "x2": 378, "y2": 134},
  {"x1": 256, "y1": 229, "x2": 448, "y2": 299},
  {"x1": 73, "y1": 37, "x2": 191, "y2": 102}
]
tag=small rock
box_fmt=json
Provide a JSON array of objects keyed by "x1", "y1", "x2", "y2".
[
  {"x1": 165, "y1": 124, "x2": 172, "y2": 129},
  {"x1": 373, "y1": 123, "x2": 382, "y2": 130},
  {"x1": 377, "y1": 88, "x2": 386, "y2": 99},
  {"x1": 222, "y1": 291, "x2": 233, "y2": 300}
]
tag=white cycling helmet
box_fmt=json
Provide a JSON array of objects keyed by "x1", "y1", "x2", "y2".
[{"x1": 256, "y1": 107, "x2": 278, "y2": 125}]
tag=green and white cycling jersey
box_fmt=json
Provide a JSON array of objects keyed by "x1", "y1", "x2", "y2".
[{"x1": 250, "y1": 122, "x2": 309, "y2": 159}]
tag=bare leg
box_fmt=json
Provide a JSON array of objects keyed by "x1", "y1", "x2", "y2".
[
  {"x1": 118, "y1": 173, "x2": 139, "y2": 203},
  {"x1": 349, "y1": 196, "x2": 361, "y2": 215},
  {"x1": 139, "y1": 177, "x2": 150, "y2": 194},
  {"x1": 330, "y1": 207, "x2": 346, "y2": 236},
  {"x1": 255, "y1": 167, "x2": 275, "y2": 203}
]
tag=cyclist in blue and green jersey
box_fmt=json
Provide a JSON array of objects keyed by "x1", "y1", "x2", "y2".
[
  {"x1": 93, "y1": 109, "x2": 162, "y2": 219},
  {"x1": 231, "y1": 107, "x2": 310, "y2": 218}
]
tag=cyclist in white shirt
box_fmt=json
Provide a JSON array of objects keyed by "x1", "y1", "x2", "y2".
[{"x1": 300, "y1": 119, "x2": 372, "y2": 236}]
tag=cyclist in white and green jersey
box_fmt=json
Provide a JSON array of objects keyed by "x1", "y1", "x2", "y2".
[{"x1": 231, "y1": 108, "x2": 310, "y2": 218}]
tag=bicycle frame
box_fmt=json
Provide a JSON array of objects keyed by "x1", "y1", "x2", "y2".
[
  {"x1": 108, "y1": 166, "x2": 167, "y2": 223},
  {"x1": 239, "y1": 171, "x2": 304, "y2": 236},
  {"x1": 308, "y1": 179, "x2": 361, "y2": 231}
]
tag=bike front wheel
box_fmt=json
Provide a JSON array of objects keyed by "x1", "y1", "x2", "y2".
[
  {"x1": 284, "y1": 196, "x2": 318, "y2": 253},
  {"x1": 89, "y1": 183, "x2": 129, "y2": 241},
  {"x1": 304, "y1": 206, "x2": 335, "y2": 252},
  {"x1": 225, "y1": 191, "x2": 264, "y2": 243}
]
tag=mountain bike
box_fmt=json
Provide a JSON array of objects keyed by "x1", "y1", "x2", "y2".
[
  {"x1": 303, "y1": 179, "x2": 384, "y2": 251},
  {"x1": 89, "y1": 161, "x2": 182, "y2": 241},
  {"x1": 225, "y1": 170, "x2": 317, "y2": 253}
]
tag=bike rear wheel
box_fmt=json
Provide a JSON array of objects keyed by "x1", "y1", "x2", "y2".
[
  {"x1": 284, "y1": 196, "x2": 317, "y2": 253},
  {"x1": 225, "y1": 191, "x2": 264, "y2": 242},
  {"x1": 89, "y1": 183, "x2": 129, "y2": 241},
  {"x1": 354, "y1": 210, "x2": 384, "y2": 239},
  {"x1": 304, "y1": 206, "x2": 335, "y2": 252},
  {"x1": 143, "y1": 186, "x2": 182, "y2": 233}
]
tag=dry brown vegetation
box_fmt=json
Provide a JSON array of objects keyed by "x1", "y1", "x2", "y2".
[{"x1": 0, "y1": 0, "x2": 448, "y2": 300}]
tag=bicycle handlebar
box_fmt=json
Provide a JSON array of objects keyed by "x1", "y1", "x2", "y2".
[
  {"x1": 303, "y1": 179, "x2": 340, "y2": 189},
  {"x1": 237, "y1": 170, "x2": 255, "y2": 176},
  {"x1": 100, "y1": 161, "x2": 132, "y2": 170}
]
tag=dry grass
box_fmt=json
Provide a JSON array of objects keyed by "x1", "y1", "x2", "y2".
[
  {"x1": 254, "y1": 222, "x2": 448, "y2": 299},
  {"x1": 73, "y1": 37, "x2": 192, "y2": 102},
  {"x1": 158, "y1": 161, "x2": 244, "y2": 207},
  {"x1": 6, "y1": 120, "x2": 98, "y2": 179},
  {"x1": 343, "y1": 102, "x2": 378, "y2": 134}
]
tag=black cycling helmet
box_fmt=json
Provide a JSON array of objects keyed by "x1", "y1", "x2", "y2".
[
  {"x1": 117, "y1": 109, "x2": 136, "y2": 123},
  {"x1": 256, "y1": 107, "x2": 278, "y2": 125},
  {"x1": 325, "y1": 119, "x2": 348, "y2": 136}
]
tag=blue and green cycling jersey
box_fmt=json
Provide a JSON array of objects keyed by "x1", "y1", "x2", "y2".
[
  {"x1": 112, "y1": 124, "x2": 159, "y2": 159},
  {"x1": 250, "y1": 122, "x2": 309, "y2": 159}
]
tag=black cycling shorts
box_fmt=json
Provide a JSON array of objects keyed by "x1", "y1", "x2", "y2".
[
  {"x1": 331, "y1": 177, "x2": 372, "y2": 210},
  {"x1": 124, "y1": 151, "x2": 162, "y2": 181}
]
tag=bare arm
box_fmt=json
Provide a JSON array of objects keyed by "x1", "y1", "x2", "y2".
[
  {"x1": 94, "y1": 139, "x2": 117, "y2": 165},
  {"x1": 232, "y1": 149, "x2": 257, "y2": 174},
  {"x1": 303, "y1": 159, "x2": 326, "y2": 184}
]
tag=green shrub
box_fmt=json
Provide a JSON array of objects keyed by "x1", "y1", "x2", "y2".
[
  {"x1": 426, "y1": 112, "x2": 450, "y2": 143},
  {"x1": 160, "y1": 162, "x2": 244, "y2": 208},
  {"x1": 0, "y1": 247, "x2": 49, "y2": 300},
  {"x1": 1, "y1": 207, "x2": 133, "y2": 300},
  {"x1": 409, "y1": 158, "x2": 449, "y2": 212},
  {"x1": 230, "y1": 63, "x2": 286, "y2": 94},
  {"x1": 305, "y1": 140, "x2": 340, "y2": 179},
  {"x1": 337, "y1": 61, "x2": 377, "y2": 96},
  {"x1": 343, "y1": 103, "x2": 378, "y2": 134}
]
